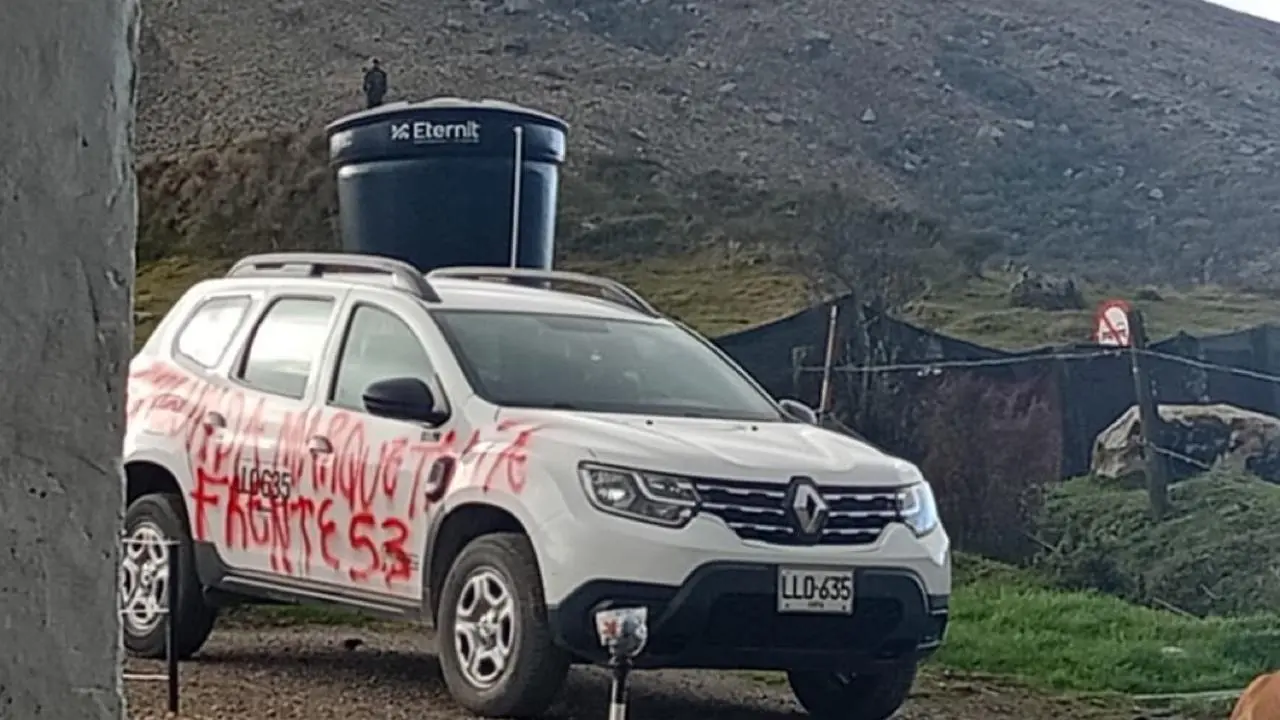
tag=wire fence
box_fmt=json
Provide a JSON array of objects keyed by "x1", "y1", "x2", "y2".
[
  {"x1": 797, "y1": 346, "x2": 1280, "y2": 382},
  {"x1": 795, "y1": 345, "x2": 1273, "y2": 478},
  {"x1": 119, "y1": 535, "x2": 181, "y2": 714}
]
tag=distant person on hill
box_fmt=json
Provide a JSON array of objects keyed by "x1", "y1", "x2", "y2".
[{"x1": 363, "y1": 58, "x2": 387, "y2": 109}]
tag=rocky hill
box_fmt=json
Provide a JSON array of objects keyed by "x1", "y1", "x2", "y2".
[{"x1": 138, "y1": 0, "x2": 1280, "y2": 285}]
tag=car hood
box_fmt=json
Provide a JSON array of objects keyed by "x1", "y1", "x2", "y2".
[{"x1": 499, "y1": 409, "x2": 917, "y2": 486}]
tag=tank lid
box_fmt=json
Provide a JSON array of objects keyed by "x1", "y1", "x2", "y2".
[{"x1": 326, "y1": 96, "x2": 569, "y2": 135}]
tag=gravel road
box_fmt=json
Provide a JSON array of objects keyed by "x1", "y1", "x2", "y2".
[{"x1": 124, "y1": 624, "x2": 1153, "y2": 720}]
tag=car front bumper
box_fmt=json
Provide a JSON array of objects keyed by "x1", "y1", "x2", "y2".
[{"x1": 546, "y1": 561, "x2": 948, "y2": 671}]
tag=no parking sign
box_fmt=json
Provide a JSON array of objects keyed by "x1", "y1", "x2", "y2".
[{"x1": 1093, "y1": 299, "x2": 1132, "y2": 347}]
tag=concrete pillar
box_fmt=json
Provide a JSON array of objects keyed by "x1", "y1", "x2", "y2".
[{"x1": 0, "y1": 0, "x2": 136, "y2": 717}]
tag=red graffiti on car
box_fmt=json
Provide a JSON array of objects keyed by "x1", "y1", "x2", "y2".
[{"x1": 127, "y1": 362, "x2": 539, "y2": 586}]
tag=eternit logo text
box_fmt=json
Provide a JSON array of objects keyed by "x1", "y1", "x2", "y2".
[{"x1": 389, "y1": 120, "x2": 482, "y2": 144}]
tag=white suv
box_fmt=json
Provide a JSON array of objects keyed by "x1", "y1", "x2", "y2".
[{"x1": 123, "y1": 252, "x2": 950, "y2": 720}]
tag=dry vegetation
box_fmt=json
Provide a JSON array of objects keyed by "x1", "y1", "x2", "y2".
[
  {"x1": 135, "y1": 125, "x2": 1280, "y2": 350},
  {"x1": 914, "y1": 371, "x2": 1063, "y2": 560},
  {"x1": 139, "y1": 0, "x2": 1280, "y2": 287}
]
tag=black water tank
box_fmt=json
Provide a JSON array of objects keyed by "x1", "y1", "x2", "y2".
[{"x1": 326, "y1": 97, "x2": 568, "y2": 273}]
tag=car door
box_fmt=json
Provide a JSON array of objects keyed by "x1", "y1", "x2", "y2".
[
  {"x1": 201, "y1": 291, "x2": 343, "y2": 579},
  {"x1": 309, "y1": 290, "x2": 458, "y2": 603}
]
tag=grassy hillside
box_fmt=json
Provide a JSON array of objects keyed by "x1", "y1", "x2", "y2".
[
  {"x1": 904, "y1": 271, "x2": 1280, "y2": 349},
  {"x1": 134, "y1": 128, "x2": 1280, "y2": 351},
  {"x1": 137, "y1": 0, "x2": 1280, "y2": 285},
  {"x1": 137, "y1": 251, "x2": 1280, "y2": 351}
]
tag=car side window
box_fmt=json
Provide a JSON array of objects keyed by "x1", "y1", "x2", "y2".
[
  {"x1": 174, "y1": 295, "x2": 252, "y2": 369},
  {"x1": 330, "y1": 304, "x2": 437, "y2": 412},
  {"x1": 237, "y1": 297, "x2": 336, "y2": 399}
]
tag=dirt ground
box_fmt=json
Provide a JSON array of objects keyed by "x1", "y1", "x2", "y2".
[{"x1": 123, "y1": 624, "x2": 1165, "y2": 720}]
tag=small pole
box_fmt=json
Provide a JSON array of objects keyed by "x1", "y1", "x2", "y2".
[
  {"x1": 608, "y1": 658, "x2": 630, "y2": 720},
  {"x1": 816, "y1": 304, "x2": 840, "y2": 425},
  {"x1": 1127, "y1": 308, "x2": 1170, "y2": 520},
  {"x1": 166, "y1": 541, "x2": 180, "y2": 714},
  {"x1": 508, "y1": 126, "x2": 525, "y2": 268},
  {"x1": 595, "y1": 607, "x2": 647, "y2": 720}
]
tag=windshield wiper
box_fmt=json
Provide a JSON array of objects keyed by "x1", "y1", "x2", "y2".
[{"x1": 510, "y1": 401, "x2": 583, "y2": 411}]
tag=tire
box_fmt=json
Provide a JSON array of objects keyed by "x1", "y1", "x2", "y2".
[
  {"x1": 121, "y1": 492, "x2": 218, "y2": 659},
  {"x1": 787, "y1": 662, "x2": 919, "y2": 720},
  {"x1": 436, "y1": 532, "x2": 570, "y2": 718}
]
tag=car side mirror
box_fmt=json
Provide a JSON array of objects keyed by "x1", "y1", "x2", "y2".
[
  {"x1": 778, "y1": 398, "x2": 818, "y2": 425},
  {"x1": 362, "y1": 377, "x2": 449, "y2": 426}
]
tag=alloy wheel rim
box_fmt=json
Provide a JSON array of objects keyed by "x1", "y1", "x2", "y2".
[
  {"x1": 453, "y1": 568, "x2": 517, "y2": 688},
  {"x1": 120, "y1": 522, "x2": 171, "y2": 635}
]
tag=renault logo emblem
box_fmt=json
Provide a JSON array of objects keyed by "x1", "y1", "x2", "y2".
[{"x1": 784, "y1": 476, "x2": 829, "y2": 540}]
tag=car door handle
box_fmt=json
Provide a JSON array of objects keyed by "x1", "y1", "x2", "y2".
[
  {"x1": 308, "y1": 436, "x2": 333, "y2": 455},
  {"x1": 203, "y1": 411, "x2": 227, "y2": 430}
]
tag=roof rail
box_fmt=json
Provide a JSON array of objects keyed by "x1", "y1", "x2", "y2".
[
  {"x1": 427, "y1": 266, "x2": 661, "y2": 317},
  {"x1": 226, "y1": 252, "x2": 440, "y2": 302}
]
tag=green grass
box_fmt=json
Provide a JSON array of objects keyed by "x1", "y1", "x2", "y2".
[
  {"x1": 750, "y1": 555, "x2": 1279, "y2": 696},
  {"x1": 577, "y1": 256, "x2": 1280, "y2": 349},
  {"x1": 134, "y1": 255, "x2": 231, "y2": 345},
  {"x1": 936, "y1": 569, "x2": 1280, "y2": 694},
  {"x1": 905, "y1": 272, "x2": 1280, "y2": 349},
  {"x1": 583, "y1": 255, "x2": 1280, "y2": 349},
  {"x1": 566, "y1": 254, "x2": 809, "y2": 337}
]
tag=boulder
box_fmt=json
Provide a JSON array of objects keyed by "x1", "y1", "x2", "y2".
[
  {"x1": 1007, "y1": 269, "x2": 1086, "y2": 311},
  {"x1": 1091, "y1": 403, "x2": 1280, "y2": 483}
]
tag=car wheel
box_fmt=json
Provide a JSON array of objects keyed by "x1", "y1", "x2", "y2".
[
  {"x1": 787, "y1": 662, "x2": 918, "y2": 720},
  {"x1": 437, "y1": 532, "x2": 570, "y2": 718},
  {"x1": 120, "y1": 492, "x2": 217, "y2": 659}
]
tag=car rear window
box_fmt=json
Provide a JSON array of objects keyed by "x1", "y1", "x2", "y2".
[
  {"x1": 237, "y1": 297, "x2": 336, "y2": 398},
  {"x1": 174, "y1": 295, "x2": 253, "y2": 368}
]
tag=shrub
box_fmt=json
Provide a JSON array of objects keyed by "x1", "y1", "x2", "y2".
[
  {"x1": 1036, "y1": 469, "x2": 1280, "y2": 616},
  {"x1": 914, "y1": 369, "x2": 1063, "y2": 561}
]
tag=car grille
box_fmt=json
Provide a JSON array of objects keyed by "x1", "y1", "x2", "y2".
[{"x1": 691, "y1": 477, "x2": 902, "y2": 546}]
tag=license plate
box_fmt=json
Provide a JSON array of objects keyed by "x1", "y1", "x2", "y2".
[{"x1": 777, "y1": 567, "x2": 854, "y2": 614}]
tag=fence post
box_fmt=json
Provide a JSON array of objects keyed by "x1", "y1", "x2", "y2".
[
  {"x1": 1127, "y1": 308, "x2": 1170, "y2": 520},
  {"x1": 816, "y1": 304, "x2": 839, "y2": 424},
  {"x1": 166, "y1": 541, "x2": 180, "y2": 714},
  {"x1": 119, "y1": 536, "x2": 182, "y2": 714}
]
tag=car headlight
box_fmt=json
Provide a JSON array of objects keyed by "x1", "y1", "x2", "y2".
[
  {"x1": 897, "y1": 480, "x2": 940, "y2": 537},
  {"x1": 578, "y1": 462, "x2": 700, "y2": 528}
]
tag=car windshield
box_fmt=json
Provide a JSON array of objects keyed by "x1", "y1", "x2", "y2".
[{"x1": 432, "y1": 310, "x2": 785, "y2": 421}]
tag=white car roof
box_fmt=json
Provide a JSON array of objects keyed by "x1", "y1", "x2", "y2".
[
  {"x1": 196, "y1": 269, "x2": 667, "y2": 324},
  {"x1": 426, "y1": 277, "x2": 664, "y2": 322}
]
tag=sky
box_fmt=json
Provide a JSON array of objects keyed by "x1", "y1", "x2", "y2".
[{"x1": 1207, "y1": 0, "x2": 1280, "y2": 22}]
